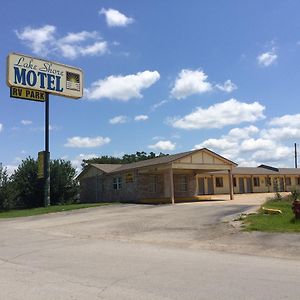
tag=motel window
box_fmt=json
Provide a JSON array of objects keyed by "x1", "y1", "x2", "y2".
[
  {"x1": 215, "y1": 177, "x2": 223, "y2": 188},
  {"x1": 253, "y1": 177, "x2": 260, "y2": 187},
  {"x1": 233, "y1": 177, "x2": 237, "y2": 187},
  {"x1": 297, "y1": 177, "x2": 300, "y2": 185},
  {"x1": 149, "y1": 175, "x2": 157, "y2": 193},
  {"x1": 179, "y1": 175, "x2": 188, "y2": 192},
  {"x1": 285, "y1": 177, "x2": 291, "y2": 186},
  {"x1": 113, "y1": 177, "x2": 122, "y2": 190}
]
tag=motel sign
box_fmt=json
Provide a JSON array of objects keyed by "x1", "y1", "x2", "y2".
[{"x1": 7, "y1": 53, "x2": 83, "y2": 99}]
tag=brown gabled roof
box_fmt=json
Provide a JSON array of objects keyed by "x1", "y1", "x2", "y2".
[
  {"x1": 78, "y1": 148, "x2": 237, "y2": 177},
  {"x1": 90, "y1": 164, "x2": 122, "y2": 173}
]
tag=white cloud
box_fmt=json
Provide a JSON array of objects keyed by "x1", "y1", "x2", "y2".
[
  {"x1": 100, "y1": 8, "x2": 134, "y2": 27},
  {"x1": 65, "y1": 136, "x2": 111, "y2": 148},
  {"x1": 194, "y1": 123, "x2": 294, "y2": 167},
  {"x1": 251, "y1": 146, "x2": 291, "y2": 162},
  {"x1": 109, "y1": 115, "x2": 129, "y2": 124},
  {"x1": 269, "y1": 114, "x2": 300, "y2": 127},
  {"x1": 199, "y1": 138, "x2": 237, "y2": 151},
  {"x1": 261, "y1": 127, "x2": 300, "y2": 141},
  {"x1": 227, "y1": 125, "x2": 259, "y2": 140},
  {"x1": 240, "y1": 138, "x2": 276, "y2": 152},
  {"x1": 171, "y1": 69, "x2": 212, "y2": 99},
  {"x1": 134, "y1": 115, "x2": 148, "y2": 121},
  {"x1": 216, "y1": 79, "x2": 237, "y2": 93},
  {"x1": 257, "y1": 48, "x2": 277, "y2": 67},
  {"x1": 148, "y1": 140, "x2": 176, "y2": 151},
  {"x1": 15, "y1": 25, "x2": 56, "y2": 55},
  {"x1": 79, "y1": 41, "x2": 108, "y2": 56},
  {"x1": 15, "y1": 25, "x2": 108, "y2": 59},
  {"x1": 151, "y1": 99, "x2": 169, "y2": 111},
  {"x1": 59, "y1": 31, "x2": 99, "y2": 44},
  {"x1": 0, "y1": 123, "x2": 3, "y2": 132},
  {"x1": 170, "y1": 99, "x2": 265, "y2": 129},
  {"x1": 85, "y1": 70, "x2": 160, "y2": 101},
  {"x1": 21, "y1": 120, "x2": 32, "y2": 126}
]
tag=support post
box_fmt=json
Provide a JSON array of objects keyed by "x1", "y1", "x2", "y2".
[
  {"x1": 44, "y1": 96, "x2": 50, "y2": 207},
  {"x1": 169, "y1": 167, "x2": 175, "y2": 204},
  {"x1": 228, "y1": 169, "x2": 234, "y2": 200},
  {"x1": 295, "y1": 143, "x2": 298, "y2": 169}
]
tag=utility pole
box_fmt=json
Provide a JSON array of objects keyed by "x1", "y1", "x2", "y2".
[
  {"x1": 44, "y1": 96, "x2": 50, "y2": 206},
  {"x1": 295, "y1": 143, "x2": 298, "y2": 169}
]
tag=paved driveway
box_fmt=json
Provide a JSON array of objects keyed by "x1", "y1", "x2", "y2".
[{"x1": 0, "y1": 193, "x2": 299, "y2": 299}]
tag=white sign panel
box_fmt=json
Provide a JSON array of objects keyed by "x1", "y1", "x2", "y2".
[{"x1": 7, "y1": 53, "x2": 83, "y2": 99}]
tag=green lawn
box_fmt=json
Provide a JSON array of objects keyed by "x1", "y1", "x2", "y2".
[
  {"x1": 244, "y1": 197, "x2": 300, "y2": 232},
  {"x1": 0, "y1": 203, "x2": 115, "y2": 219}
]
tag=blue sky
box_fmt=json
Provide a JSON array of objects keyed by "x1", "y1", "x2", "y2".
[{"x1": 1, "y1": 0, "x2": 300, "y2": 173}]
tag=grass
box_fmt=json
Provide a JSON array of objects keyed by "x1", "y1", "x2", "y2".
[
  {"x1": 0, "y1": 203, "x2": 115, "y2": 219},
  {"x1": 244, "y1": 195, "x2": 300, "y2": 232}
]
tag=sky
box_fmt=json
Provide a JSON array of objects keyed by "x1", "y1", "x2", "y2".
[{"x1": 1, "y1": 0, "x2": 300, "y2": 174}]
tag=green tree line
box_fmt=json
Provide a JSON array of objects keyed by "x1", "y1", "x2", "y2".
[
  {"x1": 81, "y1": 151, "x2": 167, "y2": 169},
  {"x1": 0, "y1": 158, "x2": 78, "y2": 210}
]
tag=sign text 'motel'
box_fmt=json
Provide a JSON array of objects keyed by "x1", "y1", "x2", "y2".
[{"x1": 7, "y1": 53, "x2": 83, "y2": 99}]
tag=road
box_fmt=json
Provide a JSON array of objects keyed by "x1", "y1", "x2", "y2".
[{"x1": 0, "y1": 194, "x2": 299, "y2": 299}]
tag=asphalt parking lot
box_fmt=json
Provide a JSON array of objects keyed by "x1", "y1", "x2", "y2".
[{"x1": 1, "y1": 193, "x2": 300, "y2": 299}]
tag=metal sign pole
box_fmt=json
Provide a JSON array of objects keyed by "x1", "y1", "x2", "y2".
[{"x1": 44, "y1": 95, "x2": 50, "y2": 206}]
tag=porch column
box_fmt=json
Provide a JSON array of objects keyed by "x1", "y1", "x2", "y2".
[
  {"x1": 228, "y1": 168, "x2": 234, "y2": 200},
  {"x1": 169, "y1": 167, "x2": 175, "y2": 204}
]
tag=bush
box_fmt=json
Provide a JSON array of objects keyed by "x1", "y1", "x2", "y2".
[
  {"x1": 0, "y1": 166, "x2": 14, "y2": 210},
  {"x1": 10, "y1": 158, "x2": 44, "y2": 208},
  {"x1": 6, "y1": 157, "x2": 79, "y2": 209},
  {"x1": 50, "y1": 159, "x2": 79, "y2": 205},
  {"x1": 290, "y1": 189, "x2": 300, "y2": 202}
]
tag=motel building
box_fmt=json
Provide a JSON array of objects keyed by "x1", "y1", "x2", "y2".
[{"x1": 78, "y1": 148, "x2": 300, "y2": 204}]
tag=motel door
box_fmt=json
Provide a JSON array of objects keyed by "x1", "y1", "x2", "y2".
[
  {"x1": 279, "y1": 178, "x2": 284, "y2": 192},
  {"x1": 245, "y1": 178, "x2": 252, "y2": 193},
  {"x1": 198, "y1": 178, "x2": 205, "y2": 195},
  {"x1": 239, "y1": 178, "x2": 245, "y2": 193},
  {"x1": 207, "y1": 177, "x2": 213, "y2": 194}
]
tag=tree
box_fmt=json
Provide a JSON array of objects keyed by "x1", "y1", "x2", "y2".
[
  {"x1": 82, "y1": 151, "x2": 168, "y2": 169},
  {"x1": 0, "y1": 165, "x2": 12, "y2": 210},
  {"x1": 50, "y1": 159, "x2": 79, "y2": 205},
  {"x1": 10, "y1": 158, "x2": 43, "y2": 208}
]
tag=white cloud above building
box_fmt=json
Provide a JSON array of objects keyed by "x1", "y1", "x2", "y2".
[
  {"x1": 170, "y1": 69, "x2": 212, "y2": 99},
  {"x1": 134, "y1": 115, "x2": 149, "y2": 121},
  {"x1": 15, "y1": 25, "x2": 108, "y2": 59},
  {"x1": 257, "y1": 48, "x2": 277, "y2": 67},
  {"x1": 148, "y1": 140, "x2": 176, "y2": 151},
  {"x1": 169, "y1": 99, "x2": 265, "y2": 129},
  {"x1": 215, "y1": 79, "x2": 237, "y2": 93},
  {"x1": 85, "y1": 70, "x2": 160, "y2": 101},
  {"x1": 100, "y1": 8, "x2": 134, "y2": 27},
  {"x1": 64, "y1": 136, "x2": 111, "y2": 148},
  {"x1": 195, "y1": 121, "x2": 294, "y2": 167},
  {"x1": 109, "y1": 115, "x2": 129, "y2": 124}
]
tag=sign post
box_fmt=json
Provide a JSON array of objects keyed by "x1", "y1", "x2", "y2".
[
  {"x1": 7, "y1": 53, "x2": 83, "y2": 207},
  {"x1": 45, "y1": 97, "x2": 50, "y2": 206}
]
